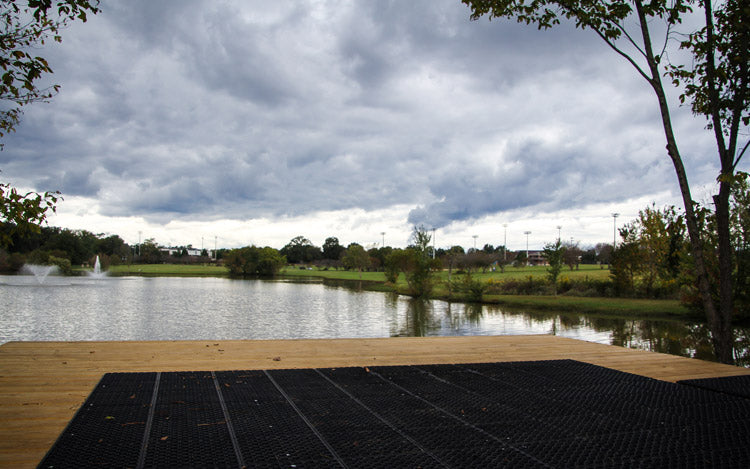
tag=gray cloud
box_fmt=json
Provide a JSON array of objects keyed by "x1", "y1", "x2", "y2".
[{"x1": 0, "y1": 0, "x2": 733, "y2": 235}]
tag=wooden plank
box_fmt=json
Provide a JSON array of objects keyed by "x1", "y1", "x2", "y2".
[{"x1": 1, "y1": 336, "x2": 748, "y2": 468}]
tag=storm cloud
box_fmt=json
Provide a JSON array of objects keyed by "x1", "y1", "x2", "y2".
[{"x1": 0, "y1": 0, "x2": 736, "y2": 248}]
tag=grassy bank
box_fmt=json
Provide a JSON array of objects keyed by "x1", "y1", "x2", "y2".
[
  {"x1": 107, "y1": 264, "x2": 229, "y2": 277},
  {"x1": 101, "y1": 263, "x2": 695, "y2": 321},
  {"x1": 281, "y1": 266, "x2": 694, "y2": 321}
]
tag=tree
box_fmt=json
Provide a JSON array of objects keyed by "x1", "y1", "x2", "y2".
[
  {"x1": 441, "y1": 245, "x2": 466, "y2": 280},
  {"x1": 322, "y1": 236, "x2": 345, "y2": 261},
  {"x1": 280, "y1": 236, "x2": 321, "y2": 264},
  {"x1": 224, "y1": 246, "x2": 285, "y2": 277},
  {"x1": 462, "y1": 0, "x2": 749, "y2": 363},
  {"x1": 0, "y1": 181, "x2": 59, "y2": 248},
  {"x1": 367, "y1": 246, "x2": 392, "y2": 271},
  {"x1": 611, "y1": 205, "x2": 686, "y2": 297},
  {"x1": 1, "y1": 0, "x2": 100, "y2": 136},
  {"x1": 595, "y1": 243, "x2": 614, "y2": 265},
  {"x1": 386, "y1": 226, "x2": 441, "y2": 297},
  {"x1": 562, "y1": 240, "x2": 583, "y2": 271},
  {"x1": 341, "y1": 243, "x2": 371, "y2": 279},
  {"x1": 1, "y1": 1, "x2": 100, "y2": 244},
  {"x1": 138, "y1": 238, "x2": 162, "y2": 264},
  {"x1": 682, "y1": 173, "x2": 750, "y2": 320},
  {"x1": 542, "y1": 239, "x2": 565, "y2": 295}
]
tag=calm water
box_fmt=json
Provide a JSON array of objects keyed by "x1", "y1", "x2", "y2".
[{"x1": 1, "y1": 275, "x2": 748, "y2": 366}]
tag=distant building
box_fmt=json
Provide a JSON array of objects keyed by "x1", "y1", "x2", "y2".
[
  {"x1": 528, "y1": 250, "x2": 548, "y2": 266},
  {"x1": 161, "y1": 247, "x2": 203, "y2": 257}
]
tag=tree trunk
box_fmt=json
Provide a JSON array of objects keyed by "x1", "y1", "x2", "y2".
[
  {"x1": 703, "y1": 0, "x2": 736, "y2": 364},
  {"x1": 634, "y1": 0, "x2": 733, "y2": 363},
  {"x1": 714, "y1": 185, "x2": 735, "y2": 363}
]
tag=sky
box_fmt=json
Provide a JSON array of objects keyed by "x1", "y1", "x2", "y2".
[{"x1": 1, "y1": 0, "x2": 743, "y2": 252}]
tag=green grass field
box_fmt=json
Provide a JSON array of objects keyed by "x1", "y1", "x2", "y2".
[
  {"x1": 280, "y1": 264, "x2": 612, "y2": 283},
  {"x1": 102, "y1": 263, "x2": 694, "y2": 321},
  {"x1": 108, "y1": 263, "x2": 228, "y2": 277}
]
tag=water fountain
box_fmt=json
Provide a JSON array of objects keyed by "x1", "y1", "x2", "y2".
[
  {"x1": 21, "y1": 264, "x2": 59, "y2": 284},
  {"x1": 88, "y1": 255, "x2": 107, "y2": 278}
]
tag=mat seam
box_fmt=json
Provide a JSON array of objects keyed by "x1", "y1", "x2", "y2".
[
  {"x1": 211, "y1": 371, "x2": 246, "y2": 468},
  {"x1": 314, "y1": 368, "x2": 451, "y2": 468},
  {"x1": 136, "y1": 371, "x2": 160, "y2": 469},
  {"x1": 370, "y1": 367, "x2": 553, "y2": 468},
  {"x1": 263, "y1": 369, "x2": 348, "y2": 468}
]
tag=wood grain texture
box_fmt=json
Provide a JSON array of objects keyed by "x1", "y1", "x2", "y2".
[{"x1": 1, "y1": 336, "x2": 748, "y2": 467}]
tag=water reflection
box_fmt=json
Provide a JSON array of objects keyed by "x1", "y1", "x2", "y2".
[{"x1": 0, "y1": 275, "x2": 747, "y2": 366}]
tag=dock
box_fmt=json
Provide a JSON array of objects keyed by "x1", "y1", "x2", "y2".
[{"x1": 2, "y1": 335, "x2": 749, "y2": 467}]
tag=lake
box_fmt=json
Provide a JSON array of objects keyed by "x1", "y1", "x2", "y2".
[{"x1": 1, "y1": 274, "x2": 747, "y2": 366}]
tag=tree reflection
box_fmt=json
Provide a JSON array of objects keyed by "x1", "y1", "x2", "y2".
[{"x1": 376, "y1": 283, "x2": 749, "y2": 366}]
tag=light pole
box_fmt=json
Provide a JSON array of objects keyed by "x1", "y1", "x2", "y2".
[
  {"x1": 503, "y1": 223, "x2": 508, "y2": 261},
  {"x1": 432, "y1": 228, "x2": 436, "y2": 259},
  {"x1": 214, "y1": 236, "x2": 217, "y2": 260},
  {"x1": 612, "y1": 213, "x2": 620, "y2": 249},
  {"x1": 557, "y1": 225, "x2": 562, "y2": 242},
  {"x1": 524, "y1": 231, "x2": 531, "y2": 265},
  {"x1": 380, "y1": 232, "x2": 385, "y2": 248},
  {"x1": 472, "y1": 234, "x2": 478, "y2": 251}
]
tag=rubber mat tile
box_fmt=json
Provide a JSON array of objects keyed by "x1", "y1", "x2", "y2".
[
  {"x1": 38, "y1": 420, "x2": 147, "y2": 468},
  {"x1": 215, "y1": 370, "x2": 287, "y2": 403},
  {"x1": 543, "y1": 412, "x2": 624, "y2": 438},
  {"x1": 679, "y1": 374, "x2": 750, "y2": 400},
  {"x1": 513, "y1": 435, "x2": 609, "y2": 467},
  {"x1": 144, "y1": 417, "x2": 238, "y2": 467},
  {"x1": 462, "y1": 362, "x2": 561, "y2": 390},
  {"x1": 479, "y1": 420, "x2": 567, "y2": 446},
  {"x1": 344, "y1": 451, "x2": 450, "y2": 469},
  {"x1": 631, "y1": 450, "x2": 744, "y2": 469},
  {"x1": 402, "y1": 423, "x2": 496, "y2": 449},
  {"x1": 502, "y1": 360, "x2": 642, "y2": 387},
  {"x1": 236, "y1": 431, "x2": 341, "y2": 469},
  {"x1": 38, "y1": 373, "x2": 157, "y2": 468},
  {"x1": 143, "y1": 373, "x2": 239, "y2": 467},
  {"x1": 587, "y1": 429, "x2": 669, "y2": 462},
  {"x1": 86, "y1": 372, "x2": 157, "y2": 403},
  {"x1": 648, "y1": 420, "x2": 750, "y2": 454},
  {"x1": 433, "y1": 444, "x2": 547, "y2": 468},
  {"x1": 229, "y1": 405, "x2": 341, "y2": 463},
  {"x1": 607, "y1": 406, "x2": 690, "y2": 430},
  {"x1": 425, "y1": 367, "x2": 523, "y2": 395},
  {"x1": 659, "y1": 399, "x2": 750, "y2": 425},
  {"x1": 322, "y1": 429, "x2": 420, "y2": 459}
]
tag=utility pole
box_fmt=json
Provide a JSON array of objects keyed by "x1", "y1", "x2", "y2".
[
  {"x1": 612, "y1": 213, "x2": 619, "y2": 249},
  {"x1": 524, "y1": 231, "x2": 531, "y2": 266}
]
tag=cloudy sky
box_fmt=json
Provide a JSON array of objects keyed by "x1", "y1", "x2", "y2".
[{"x1": 1, "y1": 0, "x2": 740, "y2": 251}]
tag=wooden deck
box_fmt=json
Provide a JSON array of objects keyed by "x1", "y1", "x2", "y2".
[{"x1": 2, "y1": 335, "x2": 749, "y2": 468}]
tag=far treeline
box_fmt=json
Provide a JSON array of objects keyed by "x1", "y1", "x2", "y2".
[{"x1": 2, "y1": 181, "x2": 748, "y2": 321}]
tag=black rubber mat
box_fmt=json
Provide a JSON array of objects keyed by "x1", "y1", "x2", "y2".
[
  {"x1": 39, "y1": 360, "x2": 750, "y2": 468},
  {"x1": 678, "y1": 374, "x2": 750, "y2": 400}
]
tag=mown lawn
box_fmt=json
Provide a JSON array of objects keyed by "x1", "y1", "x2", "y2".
[
  {"x1": 103, "y1": 263, "x2": 694, "y2": 321},
  {"x1": 108, "y1": 263, "x2": 228, "y2": 276}
]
